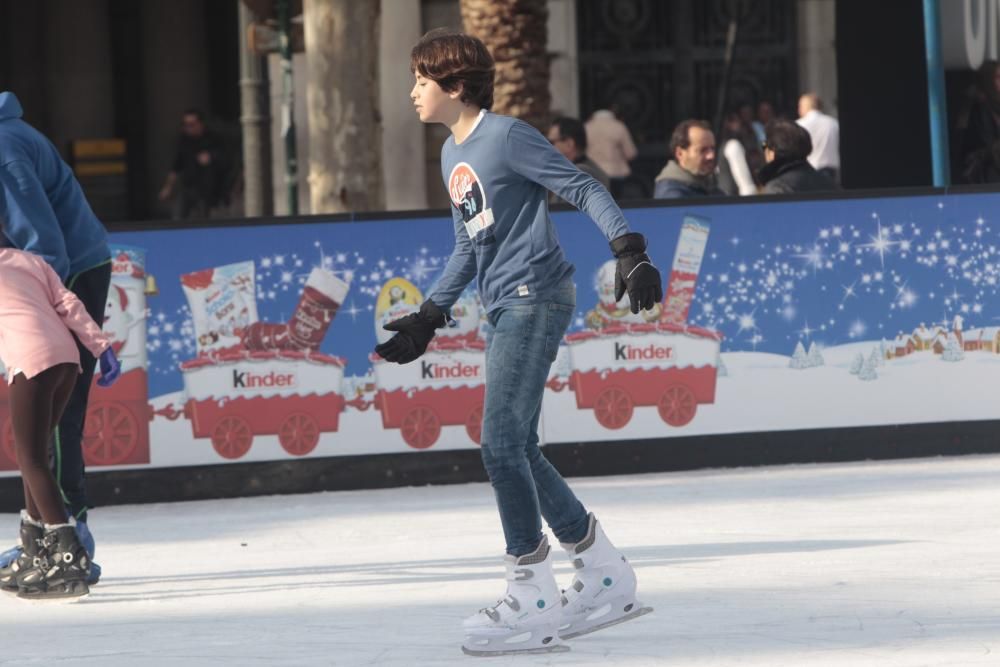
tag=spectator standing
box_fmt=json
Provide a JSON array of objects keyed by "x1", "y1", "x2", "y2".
[
  {"x1": 584, "y1": 108, "x2": 637, "y2": 198},
  {"x1": 959, "y1": 60, "x2": 1000, "y2": 184},
  {"x1": 158, "y1": 109, "x2": 235, "y2": 219},
  {"x1": 547, "y1": 116, "x2": 611, "y2": 203},
  {"x1": 653, "y1": 119, "x2": 723, "y2": 199},
  {"x1": 796, "y1": 93, "x2": 840, "y2": 183},
  {"x1": 758, "y1": 120, "x2": 836, "y2": 194},
  {"x1": 717, "y1": 111, "x2": 758, "y2": 196},
  {"x1": 752, "y1": 101, "x2": 775, "y2": 144}
]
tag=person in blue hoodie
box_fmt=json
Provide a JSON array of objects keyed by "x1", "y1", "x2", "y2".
[
  {"x1": 0, "y1": 91, "x2": 109, "y2": 585},
  {"x1": 375, "y1": 31, "x2": 660, "y2": 656}
]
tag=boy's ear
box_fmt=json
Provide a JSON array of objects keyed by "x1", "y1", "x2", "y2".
[{"x1": 447, "y1": 83, "x2": 464, "y2": 101}]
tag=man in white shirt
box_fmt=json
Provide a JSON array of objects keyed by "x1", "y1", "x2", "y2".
[{"x1": 796, "y1": 93, "x2": 840, "y2": 183}]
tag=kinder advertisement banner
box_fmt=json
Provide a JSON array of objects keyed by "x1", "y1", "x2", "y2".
[{"x1": 1, "y1": 192, "x2": 998, "y2": 474}]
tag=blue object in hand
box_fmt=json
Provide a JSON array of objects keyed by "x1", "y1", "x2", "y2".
[{"x1": 96, "y1": 347, "x2": 121, "y2": 387}]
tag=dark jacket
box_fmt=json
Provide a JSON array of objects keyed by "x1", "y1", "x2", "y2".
[
  {"x1": 960, "y1": 100, "x2": 1000, "y2": 184},
  {"x1": 653, "y1": 160, "x2": 724, "y2": 199},
  {"x1": 0, "y1": 92, "x2": 109, "y2": 281},
  {"x1": 759, "y1": 157, "x2": 835, "y2": 195}
]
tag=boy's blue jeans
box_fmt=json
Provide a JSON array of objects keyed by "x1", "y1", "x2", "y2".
[{"x1": 480, "y1": 280, "x2": 590, "y2": 556}]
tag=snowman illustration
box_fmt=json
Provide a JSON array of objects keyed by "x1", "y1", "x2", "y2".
[{"x1": 104, "y1": 285, "x2": 146, "y2": 360}]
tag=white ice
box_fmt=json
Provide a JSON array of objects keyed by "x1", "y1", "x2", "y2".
[{"x1": 1, "y1": 454, "x2": 998, "y2": 666}]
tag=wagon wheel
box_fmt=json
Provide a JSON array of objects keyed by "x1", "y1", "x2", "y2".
[
  {"x1": 401, "y1": 406, "x2": 441, "y2": 450},
  {"x1": 594, "y1": 386, "x2": 634, "y2": 430},
  {"x1": 1, "y1": 419, "x2": 15, "y2": 465},
  {"x1": 82, "y1": 403, "x2": 140, "y2": 466},
  {"x1": 278, "y1": 413, "x2": 320, "y2": 456},
  {"x1": 658, "y1": 385, "x2": 697, "y2": 427},
  {"x1": 211, "y1": 416, "x2": 254, "y2": 460},
  {"x1": 465, "y1": 404, "x2": 484, "y2": 446}
]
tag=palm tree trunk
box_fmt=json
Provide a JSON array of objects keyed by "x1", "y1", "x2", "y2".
[
  {"x1": 303, "y1": 0, "x2": 384, "y2": 212},
  {"x1": 461, "y1": 0, "x2": 551, "y2": 129}
]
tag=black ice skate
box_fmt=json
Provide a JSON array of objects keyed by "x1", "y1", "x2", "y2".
[
  {"x1": 0, "y1": 511, "x2": 44, "y2": 593},
  {"x1": 16, "y1": 523, "x2": 91, "y2": 601}
]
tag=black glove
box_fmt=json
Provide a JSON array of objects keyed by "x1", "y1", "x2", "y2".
[
  {"x1": 374, "y1": 299, "x2": 448, "y2": 364},
  {"x1": 609, "y1": 232, "x2": 663, "y2": 314}
]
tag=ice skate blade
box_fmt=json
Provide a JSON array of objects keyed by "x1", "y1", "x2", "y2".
[
  {"x1": 461, "y1": 644, "x2": 570, "y2": 657},
  {"x1": 16, "y1": 583, "x2": 90, "y2": 603},
  {"x1": 16, "y1": 591, "x2": 90, "y2": 603},
  {"x1": 560, "y1": 605, "x2": 653, "y2": 640}
]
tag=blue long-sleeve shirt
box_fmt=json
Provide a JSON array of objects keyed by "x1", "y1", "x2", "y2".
[
  {"x1": 0, "y1": 92, "x2": 109, "y2": 282},
  {"x1": 428, "y1": 111, "x2": 630, "y2": 313}
]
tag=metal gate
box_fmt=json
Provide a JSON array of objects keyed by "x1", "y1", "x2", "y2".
[{"x1": 577, "y1": 0, "x2": 799, "y2": 197}]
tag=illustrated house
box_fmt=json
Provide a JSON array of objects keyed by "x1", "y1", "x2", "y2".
[
  {"x1": 963, "y1": 331, "x2": 982, "y2": 352},
  {"x1": 965, "y1": 327, "x2": 1000, "y2": 353},
  {"x1": 931, "y1": 330, "x2": 949, "y2": 355},
  {"x1": 912, "y1": 323, "x2": 946, "y2": 352},
  {"x1": 891, "y1": 332, "x2": 916, "y2": 358}
]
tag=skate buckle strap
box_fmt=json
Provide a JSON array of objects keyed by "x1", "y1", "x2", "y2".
[
  {"x1": 480, "y1": 590, "x2": 524, "y2": 621},
  {"x1": 505, "y1": 561, "x2": 535, "y2": 582}
]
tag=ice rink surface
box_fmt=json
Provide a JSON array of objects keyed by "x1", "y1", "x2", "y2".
[{"x1": 1, "y1": 454, "x2": 998, "y2": 666}]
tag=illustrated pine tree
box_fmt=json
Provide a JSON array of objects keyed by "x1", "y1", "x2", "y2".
[
  {"x1": 807, "y1": 342, "x2": 825, "y2": 367},
  {"x1": 789, "y1": 341, "x2": 809, "y2": 369},
  {"x1": 858, "y1": 353, "x2": 878, "y2": 381},
  {"x1": 867, "y1": 347, "x2": 883, "y2": 371},
  {"x1": 848, "y1": 352, "x2": 864, "y2": 375},
  {"x1": 941, "y1": 334, "x2": 964, "y2": 362}
]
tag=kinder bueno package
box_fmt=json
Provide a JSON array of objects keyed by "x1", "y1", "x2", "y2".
[{"x1": 181, "y1": 261, "x2": 258, "y2": 354}]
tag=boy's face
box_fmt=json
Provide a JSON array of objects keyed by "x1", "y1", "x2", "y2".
[{"x1": 411, "y1": 72, "x2": 461, "y2": 124}]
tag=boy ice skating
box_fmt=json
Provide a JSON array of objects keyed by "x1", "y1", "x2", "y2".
[
  {"x1": 374, "y1": 29, "x2": 659, "y2": 656},
  {"x1": 0, "y1": 248, "x2": 120, "y2": 600}
]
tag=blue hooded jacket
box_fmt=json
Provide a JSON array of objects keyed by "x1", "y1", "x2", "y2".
[{"x1": 0, "y1": 92, "x2": 109, "y2": 282}]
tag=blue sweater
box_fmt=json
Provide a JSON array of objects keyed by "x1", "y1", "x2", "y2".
[
  {"x1": 428, "y1": 112, "x2": 630, "y2": 313},
  {"x1": 0, "y1": 92, "x2": 109, "y2": 282}
]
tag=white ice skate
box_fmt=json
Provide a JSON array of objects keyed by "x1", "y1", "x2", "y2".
[
  {"x1": 462, "y1": 536, "x2": 569, "y2": 657},
  {"x1": 558, "y1": 514, "x2": 653, "y2": 639}
]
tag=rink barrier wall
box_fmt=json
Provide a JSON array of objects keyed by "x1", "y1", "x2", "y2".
[
  {"x1": 1, "y1": 419, "x2": 997, "y2": 508},
  {"x1": 0, "y1": 183, "x2": 998, "y2": 509}
]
